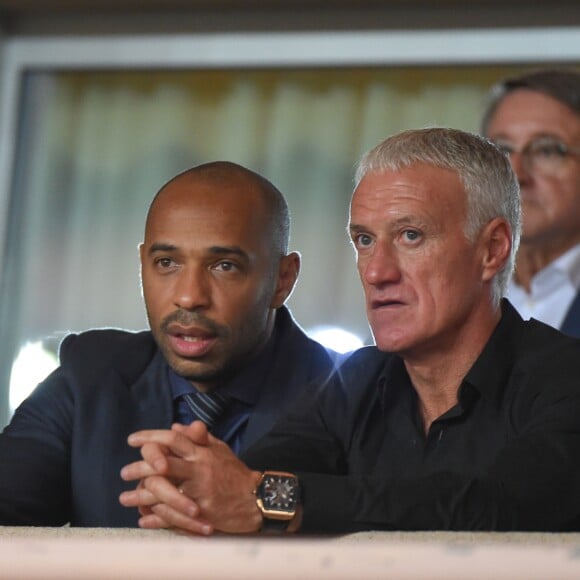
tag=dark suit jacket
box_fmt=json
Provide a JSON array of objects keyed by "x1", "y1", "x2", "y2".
[
  {"x1": 561, "y1": 291, "x2": 580, "y2": 338},
  {"x1": 0, "y1": 306, "x2": 336, "y2": 527}
]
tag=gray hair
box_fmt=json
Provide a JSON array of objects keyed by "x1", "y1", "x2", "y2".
[
  {"x1": 355, "y1": 127, "x2": 521, "y2": 306},
  {"x1": 481, "y1": 68, "x2": 580, "y2": 135}
]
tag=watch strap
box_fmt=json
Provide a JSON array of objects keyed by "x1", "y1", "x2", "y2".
[{"x1": 260, "y1": 517, "x2": 293, "y2": 534}]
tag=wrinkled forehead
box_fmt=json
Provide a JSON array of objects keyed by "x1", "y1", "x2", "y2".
[
  {"x1": 487, "y1": 89, "x2": 580, "y2": 137},
  {"x1": 350, "y1": 164, "x2": 465, "y2": 208}
]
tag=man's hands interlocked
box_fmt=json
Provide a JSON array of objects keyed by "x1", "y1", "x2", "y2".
[{"x1": 119, "y1": 421, "x2": 263, "y2": 535}]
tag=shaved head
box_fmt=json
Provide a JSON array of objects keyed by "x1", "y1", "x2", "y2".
[
  {"x1": 147, "y1": 161, "x2": 290, "y2": 257},
  {"x1": 140, "y1": 160, "x2": 299, "y2": 389}
]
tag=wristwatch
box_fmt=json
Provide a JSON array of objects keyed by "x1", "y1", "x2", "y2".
[{"x1": 254, "y1": 471, "x2": 300, "y2": 533}]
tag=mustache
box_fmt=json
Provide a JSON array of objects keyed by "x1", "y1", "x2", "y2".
[{"x1": 160, "y1": 310, "x2": 226, "y2": 336}]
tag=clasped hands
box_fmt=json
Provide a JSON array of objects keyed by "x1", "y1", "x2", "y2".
[{"x1": 119, "y1": 421, "x2": 263, "y2": 535}]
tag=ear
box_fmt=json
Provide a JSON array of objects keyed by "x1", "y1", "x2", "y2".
[
  {"x1": 270, "y1": 251, "x2": 301, "y2": 309},
  {"x1": 479, "y1": 217, "x2": 512, "y2": 283},
  {"x1": 138, "y1": 242, "x2": 146, "y2": 280}
]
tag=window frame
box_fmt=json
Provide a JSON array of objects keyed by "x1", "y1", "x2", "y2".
[
  {"x1": 2, "y1": 25, "x2": 580, "y2": 263},
  {"x1": 0, "y1": 26, "x2": 579, "y2": 425}
]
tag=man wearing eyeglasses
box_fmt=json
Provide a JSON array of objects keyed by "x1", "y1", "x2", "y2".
[{"x1": 482, "y1": 69, "x2": 580, "y2": 337}]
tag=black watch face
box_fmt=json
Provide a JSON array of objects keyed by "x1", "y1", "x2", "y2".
[{"x1": 260, "y1": 475, "x2": 298, "y2": 512}]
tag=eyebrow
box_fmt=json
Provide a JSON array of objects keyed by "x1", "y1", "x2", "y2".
[
  {"x1": 348, "y1": 224, "x2": 366, "y2": 237},
  {"x1": 349, "y1": 216, "x2": 419, "y2": 235},
  {"x1": 208, "y1": 245, "x2": 248, "y2": 259},
  {"x1": 148, "y1": 243, "x2": 177, "y2": 255},
  {"x1": 147, "y1": 242, "x2": 248, "y2": 259}
]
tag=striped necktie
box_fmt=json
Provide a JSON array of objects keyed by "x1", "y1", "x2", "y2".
[{"x1": 181, "y1": 391, "x2": 232, "y2": 431}]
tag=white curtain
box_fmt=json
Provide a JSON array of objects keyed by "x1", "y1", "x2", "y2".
[{"x1": 0, "y1": 64, "x2": 529, "y2": 425}]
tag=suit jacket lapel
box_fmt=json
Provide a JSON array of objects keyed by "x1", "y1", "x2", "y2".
[
  {"x1": 131, "y1": 350, "x2": 174, "y2": 429},
  {"x1": 240, "y1": 308, "x2": 335, "y2": 454},
  {"x1": 101, "y1": 347, "x2": 173, "y2": 526}
]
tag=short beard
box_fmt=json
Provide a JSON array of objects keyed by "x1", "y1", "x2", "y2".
[
  {"x1": 176, "y1": 356, "x2": 244, "y2": 386},
  {"x1": 152, "y1": 307, "x2": 270, "y2": 390}
]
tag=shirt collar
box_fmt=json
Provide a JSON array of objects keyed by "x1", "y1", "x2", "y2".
[
  {"x1": 377, "y1": 355, "x2": 408, "y2": 411},
  {"x1": 461, "y1": 299, "x2": 523, "y2": 408},
  {"x1": 511, "y1": 243, "x2": 580, "y2": 295},
  {"x1": 377, "y1": 299, "x2": 523, "y2": 411}
]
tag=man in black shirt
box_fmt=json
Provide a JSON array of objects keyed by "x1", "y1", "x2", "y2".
[{"x1": 120, "y1": 128, "x2": 580, "y2": 533}]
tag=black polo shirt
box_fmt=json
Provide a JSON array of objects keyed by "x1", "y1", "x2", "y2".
[{"x1": 243, "y1": 301, "x2": 580, "y2": 532}]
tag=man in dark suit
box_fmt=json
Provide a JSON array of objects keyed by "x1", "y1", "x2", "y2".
[
  {"x1": 482, "y1": 69, "x2": 580, "y2": 337},
  {"x1": 0, "y1": 161, "x2": 336, "y2": 527}
]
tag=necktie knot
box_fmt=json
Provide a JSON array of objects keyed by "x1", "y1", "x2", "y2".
[{"x1": 181, "y1": 390, "x2": 232, "y2": 431}]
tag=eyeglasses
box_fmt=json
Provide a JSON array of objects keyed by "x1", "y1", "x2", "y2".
[{"x1": 493, "y1": 136, "x2": 580, "y2": 175}]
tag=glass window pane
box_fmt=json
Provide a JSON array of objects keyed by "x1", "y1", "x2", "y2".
[{"x1": 0, "y1": 63, "x2": 569, "y2": 425}]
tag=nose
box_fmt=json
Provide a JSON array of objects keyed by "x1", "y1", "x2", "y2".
[
  {"x1": 360, "y1": 242, "x2": 401, "y2": 288},
  {"x1": 507, "y1": 151, "x2": 533, "y2": 185},
  {"x1": 173, "y1": 265, "x2": 211, "y2": 311}
]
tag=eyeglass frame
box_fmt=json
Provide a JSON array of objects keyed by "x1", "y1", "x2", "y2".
[{"x1": 492, "y1": 136, "x2": 580, "y2": 175}]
